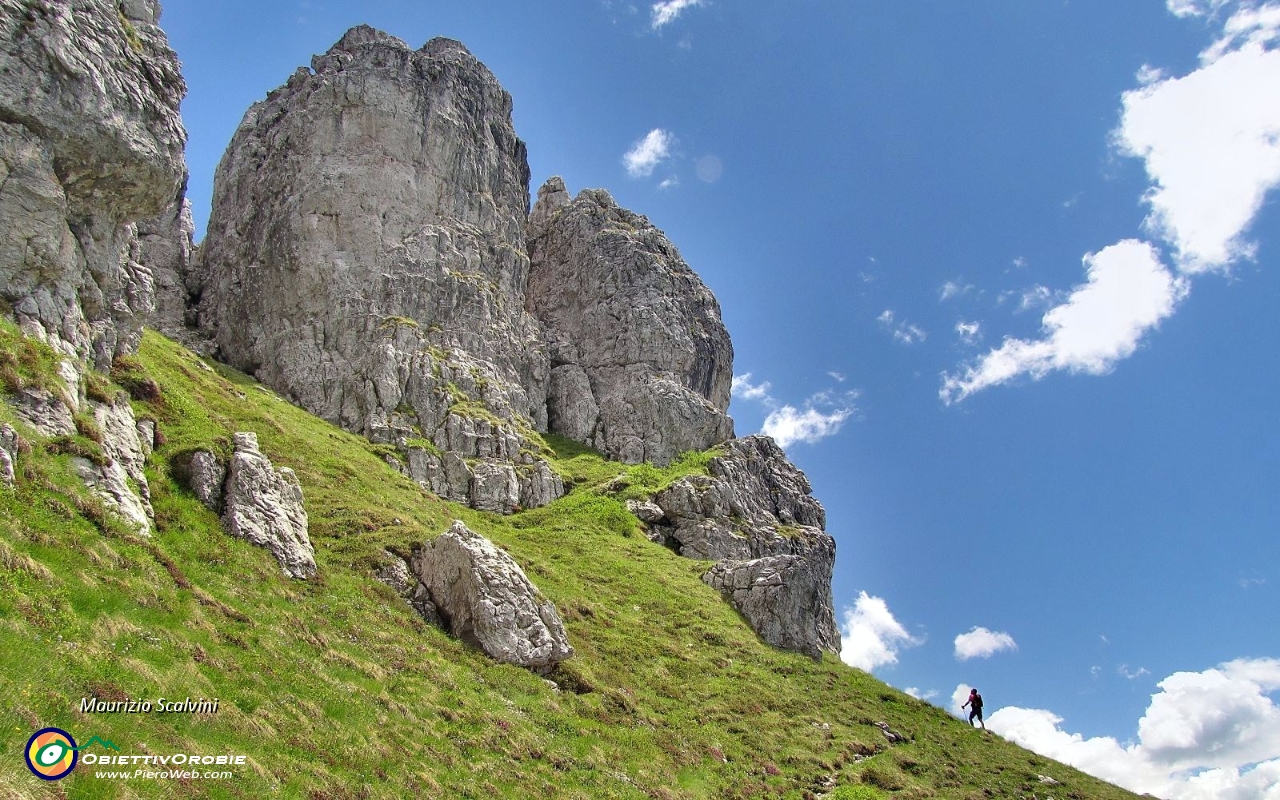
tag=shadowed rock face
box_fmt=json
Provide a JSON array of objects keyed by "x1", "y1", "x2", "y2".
[
  {"x1": 198, "y1": 27, "x2": 548, "y2": 445},
  {"x1": 526, "y1": 178, "x2": 735, "y2": 466},
  {"x1": 0, "y1": 0, "x2": 186, "y2": 371}
]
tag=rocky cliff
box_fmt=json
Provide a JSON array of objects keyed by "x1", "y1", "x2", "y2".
[
  {"x1": 0, "y1": 0, "x2": 187, "y2": 535},
  {"x1": 189, "y1": 26, "x2": 565, "y2": 512},
  {"x1": 197, "y1": 27, "x2": 548, "y2": 439},
  {"x1": 189, "y1": 28, "x2": 737, "y2": 480},
  {"x1": 527, "y1": 178, "x2": 735, "y2": 466},
  {"x1": 0, "y1": 0, "x2": 186, "y2": 373}
]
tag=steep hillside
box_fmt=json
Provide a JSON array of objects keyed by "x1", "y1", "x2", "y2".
[{"x1": 0, "y1": 324, "x2": 1143, "y2": 799}]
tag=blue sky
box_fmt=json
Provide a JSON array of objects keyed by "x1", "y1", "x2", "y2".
[{"x1": 161, "y1": 2, "x2": 1280, "y2": 796}]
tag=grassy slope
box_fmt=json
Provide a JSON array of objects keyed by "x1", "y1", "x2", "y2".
[{"x1": 0, "y1": 328, "x2": 1141, "y2": 800}]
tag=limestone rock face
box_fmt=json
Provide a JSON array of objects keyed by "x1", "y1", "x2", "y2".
[
  {"x1": 10, "y1": 388, "x2": 75, "y2": 437},
  {"x1": 703, "y1": 554, "x2": 838, "y2": 660},
  {"x1": 222, "y1": 432, "x2": 316, "y2": 579},
  {"x1": 653, "y1": 436, "x2": 827, "y2": 560},
  {"x1": 410, "y1": 520, "x2": 573, "y2": 671},
  {"x1": 137, "y1": 196, "x2": 209, "y2": 352},
  {"x1": 526, "y1": 180, "x2": 734, "y2": 465},
  {"x1": 72, "y1": 453, "x2": 152, "y2": 534},
  {"x1": 180, "y1": 450, "x2": 225, "y2": 512},
  {"x1": 88, "y1": 393, "x2": 154, "y2": 522},
  {"x1": 0, "y1": 0, "x2": 186, "y2": 369},
  {"x1": 646, "y1": 436, "x2": 839, "y2": 658},
  {"x1": 1, "y1": 423, "x2": 21, "y2": 487},
  {"x1": 198, "y1": 28, "x2": 549, "y2": 455}
]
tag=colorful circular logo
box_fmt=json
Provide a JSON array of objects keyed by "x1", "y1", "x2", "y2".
[{"x1": 24, "y1": 728, "x2": 77, "y2": 781}]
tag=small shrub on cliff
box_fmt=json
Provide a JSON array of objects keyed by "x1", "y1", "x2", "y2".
[
  {"x1": 111, "y1": 354, "x2": 163, "y2": 402},
  {"x1": 84, "y1": 370, "x2": 114, "y2": 403}
]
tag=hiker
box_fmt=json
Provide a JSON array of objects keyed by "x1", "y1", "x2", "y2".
[{"x1": 962, "y1": 688, "x2": 985, "y2": 729}]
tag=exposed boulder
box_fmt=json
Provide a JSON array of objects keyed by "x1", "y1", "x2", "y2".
[
  {"x1": 526, "y1": 179, "x2": 734, "y2": 465},
  {"x1": 518, "y1": 460, "x2": 562, "y2": 510},
  {"x1": 92, "y1": 396, "x2": 150, "y2": 488},
  {"x1": 222, "y1": 432, "x2": 316, "y2": 579},
  {"x1": 469, "y1": 460, "x2": 520, "y2": 514},
  {"x1": 0, "y1": 0, "x2": 186, "y2": 369},
  {"x1": 135, "y1": 417, "x2": 156, "y2": 457},
  {"x1": 399, "y1": 444, "x2": 563, "y2": 513},
  {"x1": 0, "y1": 422, "x2": 20, "y2": 487},
  {"x1": 652, "y1": 437, "x2": 828, "y2": 560},
  {"x1": 197, "y1": 27, "x2": 549, "y2": 457},
  {"x1": 410, "y1": 520, "x2": 573, "y2": 671},
  {"x1": 644, "y1": 436, "x2": 839, "y2": 658},
  {"x1": 87, "y1": 393, "x2": 154, "y2": 522},
  {"x1": 72, "y1": 453, "x2": 152, "y2": 534}
]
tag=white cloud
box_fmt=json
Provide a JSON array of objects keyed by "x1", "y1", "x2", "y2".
[
  {"x1": 943, "y1": 5, "x2": 1280, "y2": 401},
  {"x1": 1178, "y1": 759, "x2": 1280, "y2": 800},
  {"x1": 623, "y1": 128, "x2": 676, "y2": 178},
  {"x1": 940, "y1": 240, "x2": 1187, "y2": 404},
  {"x1": 1116, "y1": 13, "x2": 1280, "y2": 272},
  {"x1": 730, "y1": 373, "x2": 771, "y2": 400},
  {"x1": 1016, "y1": 284, "x2": 1056, "y2": 313},
  {"x1": 1204, "y1": 3, "x2": 1280, "y2": 62},
  {"x1": 1137, "y1": 63, "x2": 1169, "y2": 85},
  {"x1": 827, "y1": 370, "x2": 846, "y2": 383},
  {"x1": 955, "y1": 320, "x2": 981, "y2": 345},
  {"x1": 877, "y1": 309, "x2": 927, "y2": 345},
  {"x1": 987, "y1": 657, "x2": 1280, "y2": 798},
  {"x1": 954, "y1": 627, "x2": 1018, "y2": 660},
  {"x1": 1166, "y1": 0, "x2": 1231, "y2": 18},
  {"x1": 839, "y1": 592, "x2": 921, "y2": 672},
  {"x1": 904, "y1": 686, "x2": 938, "y2": 701},
  {"x1": 657, "y1": 175, "x2": 679, "y2": 190},
  {"x1": 734, "y1": 372, "x2": 856, "y2": 448},
  {"x1": 1119, "y1": 664, "x2": 1152, "y2": 680},
  {"x1": 939, "y1": 280, "x2": 973, "y2": 301},
  {"x1": 762, "y1": 404, "x2": 852, "y2": 448},
  {"x1": 651, "y1": 0, "x2": 702, "y2": 29}
]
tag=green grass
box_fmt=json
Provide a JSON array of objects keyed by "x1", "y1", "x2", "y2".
[{"x1": 0, "y1": 327, "x2": 1143, "y2": 799}]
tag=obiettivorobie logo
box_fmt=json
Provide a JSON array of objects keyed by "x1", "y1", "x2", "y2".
[
  {"x1": 23, "y1": 727, "x2": 245, "y2": 782},
  {"x1": 24, "y1": 728, "x2": 119, "y2": 781}
]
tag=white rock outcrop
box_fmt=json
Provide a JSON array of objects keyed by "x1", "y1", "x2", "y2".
[
  {"x1": 644, "y1": 436, "x2": 840, "y2": 658},
  {"x1": 193, "y1": 27, "x2": 562, "y2": 512},
  {"x1": 410, "y1": 520, "x2": 573, "y2": 671},
  {"x1": 174, "y1": 448, "x2": 226, "y2": 513},
  {"x1": 0, "y1": 423, "x2": 20, "y2": 487},
  {"x1": 197, "y1": 28, "x2": 547, "y2": 444},
  {"x1": 222, "y1": 432, "x2": 316, "y2": 579},
  {"x1": 71, "y1": 394, "x2": 155, "y2": 534},
  {"x1": 526, "y1": 179, "x2": 735, "y2": 466},
  {"x1": 703, "y1": 555, "x2": 837, "y2": 660},
  {"x1": 9, "y1": 388, "x2": 75, "y2": 437}
]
